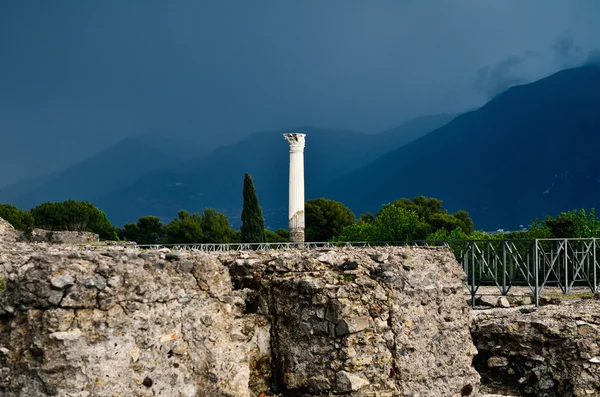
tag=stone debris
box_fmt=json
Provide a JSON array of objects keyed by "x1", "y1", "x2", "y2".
[
  {"x1": 497, "y1": 296, "x2": 510, "y2": 308},
  {"x1": 50, "y1": 273, "x2": 75, "y2": 289},
  {"x1": 336, "y1": 370, "x2": 370, "y2": 392},
  {"x1": 0, "y1": 227, "x2": 479, "y2": 397}
]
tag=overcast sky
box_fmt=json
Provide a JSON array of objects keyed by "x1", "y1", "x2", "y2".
[{"x1": 1, "y1": 1, "x2": 599, "y2": 187}]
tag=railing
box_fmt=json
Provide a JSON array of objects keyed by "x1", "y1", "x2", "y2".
[{"x1": 91, "y1": 238, "x2": 600, "y2": 306}]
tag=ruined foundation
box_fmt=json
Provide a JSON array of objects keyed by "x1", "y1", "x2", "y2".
[
  {"x1": 472, "y1": 300, "x2": 600, "y2": 397},
  {"x1": 0, "y1": 225, "x2": 479, "y2": 397}
]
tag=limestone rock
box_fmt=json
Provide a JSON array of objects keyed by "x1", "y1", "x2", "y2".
[
  {"x1": 497, "y1": 296, "x2": 510, "y2": 308},
  {"x1": 336, "y1": 370, "x2": 370, "y2": 392},
  {"x1": 478, "y1": 295, "x2": 499, "y2": 307},
  {"x1": 50, "y1": 274, "x2": 75, "y2": 289}
]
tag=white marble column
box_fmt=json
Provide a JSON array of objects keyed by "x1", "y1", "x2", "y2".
[{"x1": 283, "y1": 133, "x2": 306, "y2": 243}]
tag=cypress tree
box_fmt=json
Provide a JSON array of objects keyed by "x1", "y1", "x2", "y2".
[{"x1": 240, "y1": 173, "x2": 266, "y2": 243}]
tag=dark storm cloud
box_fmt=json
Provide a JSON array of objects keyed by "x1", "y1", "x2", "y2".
[
  {"x1": 474, "y1": 30, "x2": 597, "y2": 100},
  {"x1": 1, "y1": 1, "x2": 600, "y2": 187},
  {"x1": 474, "y1": 56, "x2": 529, "y2": 99},
  {"x1": 552, "y1": 32, "x2": 584, "y2": 68}
]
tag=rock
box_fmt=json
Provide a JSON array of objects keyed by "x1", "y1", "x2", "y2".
[
  {"x1": 0, "y1": 217, "x2": 18, "y2": 243},
  {"x1": 165, "y1": 252, "x2": 181, "y2": 261},
  {"x1": 370, "y1": 252, "x2": 389, "y2": 263},
  {"x1": 335, "y1": 316, "x2": 370, "y2": 336},
  {"x1": 84, "y1": 277, "x2": 107, "y2": 290},
  {"x1": 472, "y1": 300, "x2": 600, "y2": 396},
  {"x1": 48, "y1": 290, "x2": 64, "y2": 305},
  {"x1": 478, "y1": 295, "x2": 499, "y2": 307},
  {"x1": 176, "y1": 261, "x2": 194, "y2": 273},
  {"x1": 487, "y1": 356, "x2": 509, "y2": 367},
  {"x1": 336, "y1": 370, "x2": 370, "y2": 392},
  {"x1": 514, "y1": 295, "x2": 533, "y2": 306},
  {"x1": 497, "y1": 296, "x2": 510, "y2": 308},
  {"x1": 341, "y1": 260, "x2": 359, "y2": 270},
  {"x1": 49, "y1": 328, "x2": 82, "y2": 341},
  {"x1": 50, "y1": 274, "x2": 75, "y2": 289}
]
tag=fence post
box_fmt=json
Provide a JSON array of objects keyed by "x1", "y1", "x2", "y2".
[
  {"x1": 595, "y1": 238, "x2": 598, "y2": 294},
  {"x1": 564, "y1": 239, "x2": 569, "y2": 295},
  {"x1": 502, "y1": 240, "x2": 507, "y2": 295},
  {"x1": 534, "y1": 240, "x2": 539, "y2": 307},
  {"x1": 471, "y1": 242, "x2": 476, "y2": 307}
]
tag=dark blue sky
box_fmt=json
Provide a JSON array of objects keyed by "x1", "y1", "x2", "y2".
[{"x1": 1, "y1": 1, "x2": 599, "y2": 187}]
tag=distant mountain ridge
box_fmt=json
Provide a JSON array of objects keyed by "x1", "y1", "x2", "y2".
[
  {"x1": 8, "y1": 137, "x2": 184, "y2": 209},
  {"x1": 324, "y1": 65, "x2": 600, "y2": 230},
  {"x1": 93, "y1": 114, "x2": 456, "y2": 227},
  {"x1": 6, "y1": 67, "x2": 598, "y2": 233}
]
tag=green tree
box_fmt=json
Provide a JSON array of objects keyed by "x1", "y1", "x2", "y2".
[
  {"x1": 358, "y1": 212, "x2": 375, "y2": 224},
  {"x1": 305, "y1": 198, "x2": 355, "y2": 242},
  {"x1": 371, "y1": 204, "x2": 421, "y2": 241},
  {"x1": 30, "y1": 200, "x2": 118, "y2": 240},
  {"x1": 545, "y1": 214, "x2": 576, "y2": 238},
  {"x1": 335, "y1": 222, "x2": 376, "y2": 242},
  {"x1": 200, "y1": 208, "x2": 234, "y2": 243},
  {"x1": 164, "y1": 210, "x2": 203, "y2": 243},
  {"x1": 392, "y1": 196, "x2": 474, "y2": 238},
  {"x1": 122, "y1": 216, "x2": 164, "y2": 244},
  {"x1": 335, "y1": 204, "x2": 420, "y2": 242},
  {"x1": 427, "y1": 227, "x2": 469, "y2": 241},
  {"x1": 240, "y1": 173, "x2": 265, "y2": 243},
  {"x1": 265, "y1": 229, "x2": 289, "y2": 243},
  {"x1": 542, "y1": 209, "x2": 600, "y2": 238},
  {"x1": 0, "y1": 204, "x2": 33, "y2": 238}
]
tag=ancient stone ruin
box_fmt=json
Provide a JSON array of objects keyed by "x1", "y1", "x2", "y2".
[
  {"x1": 3, "y1": 217, "x2": 600, "y2": 396},
  {"x1": 472, "y1": 300, "x2": 600, "y2": 396},
  {"x1": 0, "y1": 217, "x2": 479, "y2": 396}
]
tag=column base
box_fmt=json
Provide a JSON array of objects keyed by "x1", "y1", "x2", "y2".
[{"x1": 289, "y1": 228, "x2": 305, "y2": 244}]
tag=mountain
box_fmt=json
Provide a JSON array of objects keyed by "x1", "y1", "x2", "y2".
[
  {"x1": 136, "y1": 133, "x2": 211, "y2": 160},
  {"x1": 373, "y1": 113, "x2": 458, "y2": 152},
  {"x1": 11, "y1": 137, "x2": 183, "y2": 209},
  {"x1": 0, "y1": 172, "x2": 59, "y2": 203},
  {"x1": 97, "y1": 114, "x2": 456, "y2": 228},
  {"x1": 324, "y1": 65, "x2": 600, "y2": 231}
]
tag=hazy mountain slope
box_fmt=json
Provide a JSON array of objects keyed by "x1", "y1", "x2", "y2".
[
  {"x1": 373, "y1": 113, "x2": 457, "y2": 152},
  {"x1": 0, "y1": 172, "x2": 58, "y2": 203},
  {"x1": 13, "y1": 138, "x2": 183, "y2": 210},
  {"x1": 136, "y1": 134, "x2": 210, "y2": 160},
  {"x1": 325, "y1": 65, "x2": 600, "y2": 231}
]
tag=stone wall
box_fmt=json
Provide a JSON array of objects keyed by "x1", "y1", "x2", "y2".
[
  {"x1": 0, "y1": 219, "x2": 99, "y2": 245},
  {"x1": 28, "y1": 229, "x2": 100, "y2": 244},
  {"x1": 0, "y1": 241, "x2": 479, "y2": 396},
  {"x1": 472, "y1": 300, "x2": 600, "y2": 397}
]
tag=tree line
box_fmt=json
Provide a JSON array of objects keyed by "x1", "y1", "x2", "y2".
[{"x1": 2, "y1": 172, "x2": 600, "y2": 243}]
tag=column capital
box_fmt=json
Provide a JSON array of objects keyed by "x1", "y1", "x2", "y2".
[{"x1": 283, "y1": 133, "x2": 306, "y2": 152}]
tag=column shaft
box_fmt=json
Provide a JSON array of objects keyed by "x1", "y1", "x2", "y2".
[{"x1": 283, "y1": 133, "x2": 306, "y2": 243}]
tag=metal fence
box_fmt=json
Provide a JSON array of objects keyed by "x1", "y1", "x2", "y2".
[{"x1": 127, "y1": 238, "x2": 600, "y2": 306}]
